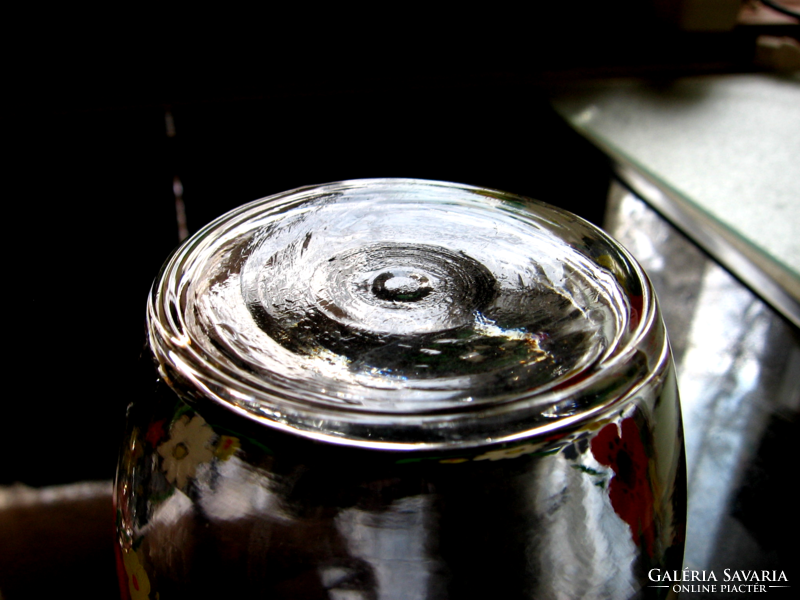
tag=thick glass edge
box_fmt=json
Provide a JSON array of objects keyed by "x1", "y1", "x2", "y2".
[{"x1": 146, "y1": 178, "x2": 668, "y2": 449}]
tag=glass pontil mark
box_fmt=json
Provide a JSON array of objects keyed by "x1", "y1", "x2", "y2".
[{"x1": 371, "y1": 271, "x2": 432, "y2": 302}]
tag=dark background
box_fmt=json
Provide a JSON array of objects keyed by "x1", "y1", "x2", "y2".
[{"x1": 4, "y1": 3, "x2": 791, "y2": 487}]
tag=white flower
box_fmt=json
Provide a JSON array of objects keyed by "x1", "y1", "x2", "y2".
[
  {"x1": 474, "y1": 443, "x2": 539, "y2": 461},
  {"x1": 157, "y1": 414, "x2": 215, "y2": 488}
]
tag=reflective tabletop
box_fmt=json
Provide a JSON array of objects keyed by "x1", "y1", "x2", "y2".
[{"x1": 605, "y1": 178, "x2": 798, "y2": 598}]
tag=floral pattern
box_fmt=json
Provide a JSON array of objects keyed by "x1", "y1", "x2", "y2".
[
  {"x1": 122, "y1": 548, "x2": 151, "y2": 600},
  {"x1": 590, "y1": 418, "x2": 655, "y2": 555},
  {"x1": 214, "y1": 435, "x2": 241, "y2": 461},
  {"x1": 117, "y1": 400, "x2": 247, "y2": 599},
  {"x1": 145, "y1": 419, "x2": 167, "y2": 446},
  {"x1": 157, "y1": 414, "x2": 215, "y2": 489},
  {"x1": 116, "y1": 385, "x2": 679, "y2": 598}
]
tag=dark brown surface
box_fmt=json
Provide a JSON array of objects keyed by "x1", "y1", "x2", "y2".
[{"x1": 0, "y1": 483, "x2": 116, "y2": 599}]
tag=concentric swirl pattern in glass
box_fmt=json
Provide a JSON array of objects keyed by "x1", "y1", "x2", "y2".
[{"x1": 151, "y1": 179, "x2": 656, "y2": 447}]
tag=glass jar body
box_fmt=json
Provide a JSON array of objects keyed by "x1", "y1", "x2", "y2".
[
  {"x1": 115, "y1": 353, "x2": 684, "y2": 600},
  {"x1": 117, "y1": 178, "x2": 686, "y2": 599}
]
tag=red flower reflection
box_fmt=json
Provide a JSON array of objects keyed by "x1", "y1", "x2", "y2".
[
  {"x1": 591, "y1": 418, "x2": 655, "y2": 555},
  {"x1": 145, "y1": 419, "x2": 166, "y2": 447}
]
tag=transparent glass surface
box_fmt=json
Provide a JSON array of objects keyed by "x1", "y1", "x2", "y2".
[
  {"x1": 119, "y1": 179, "x2": 685, "y2": 599},
  {"x1": 604, "y1": 181, "x2": 798, "y2": 598},
  {"x1": 150, "y1": 179, "x2": 662, "y2": 448}
]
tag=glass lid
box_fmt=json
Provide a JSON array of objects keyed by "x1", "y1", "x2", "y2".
[{"x1": 149, "y1": 179, "x2": 661, "y2": 449}]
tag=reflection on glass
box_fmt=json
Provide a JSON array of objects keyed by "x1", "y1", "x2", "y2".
[
  {"x1": 116, "y1": 179, "x2": 686, "y2": 599},
  {"x1": 604, "y1": 182, "x2": 799, "y2": 586}
]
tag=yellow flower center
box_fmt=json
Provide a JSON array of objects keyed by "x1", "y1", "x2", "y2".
[{"x1": 172, "y1": 442, "x2": 189, "y2": 460}]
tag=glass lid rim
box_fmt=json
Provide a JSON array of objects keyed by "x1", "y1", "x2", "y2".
[{"x1": 147, "y1": 178, "x2": 662, "y2": 447}]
